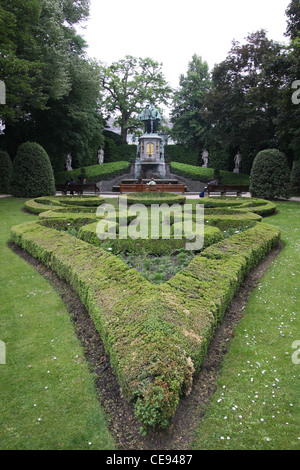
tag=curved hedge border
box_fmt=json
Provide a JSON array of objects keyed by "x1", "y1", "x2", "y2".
[
  {"x1": 125, "y1": 192, "x2": 186, "y2": 206},
  {"x1": 11, "y1": 195, "x2": 280, "y2": 431},
  {"x1": 196, "y1": 196, "x2": 276, "y2": 216},
  {"x1": 78, "y1": 222, "x2": 224, "y2": 255}
]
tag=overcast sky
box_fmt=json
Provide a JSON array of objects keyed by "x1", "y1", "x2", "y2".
[{"x1": 79, "y1": 0, "x2": 291, "y2": 89}]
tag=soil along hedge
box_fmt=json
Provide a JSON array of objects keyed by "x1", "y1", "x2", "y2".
[{"x1": 11, "y1": 215, "x2": 280, "y2": 430}]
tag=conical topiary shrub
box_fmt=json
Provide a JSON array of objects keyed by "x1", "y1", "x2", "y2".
[
  {"x1": 250, "y1": 149, "x2": 291, "y2": 200},
  {"x1": 11, "y1": 142, "x2": 56, "y2": 198},
  {"x1": 0, "y1": 150, "x2": 13, "y2": 194}
]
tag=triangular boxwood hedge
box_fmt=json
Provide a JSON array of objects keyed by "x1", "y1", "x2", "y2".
[{"x1": 12, "y1": 195, "x2": 280, "y2": 431}]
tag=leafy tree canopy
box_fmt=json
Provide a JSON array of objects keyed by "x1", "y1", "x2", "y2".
[
  {"x1": 0, "y1": 0, "x2": 102, "y2": 172},
  {"x1": 100, "y1": 55, "x2": 172, "y2": 142},
  {"x1": 170, "y1": 54, "x2": 211, "y2": 153},
  {"x1": 203, "y1": 30, "x2": 285, "y2": 172}
]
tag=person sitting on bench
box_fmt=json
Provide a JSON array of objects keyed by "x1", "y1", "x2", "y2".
[{"x1": 205, "y1": 179, "x2": 218, "y2": 191}]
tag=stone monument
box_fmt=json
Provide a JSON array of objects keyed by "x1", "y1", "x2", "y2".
[
  {"x1": 66, "y1": 154, "x2": 73, "y2": 171},
  {"x1": 202, "y1": 150, "x2": 209, "y2": 168},
  {"x1": 135, "y1": 102, "x2": 166, "y2": 179},
  {"x1": 233, "y1": 151, "x2": 242, "y2": 173},
  {"x1": 98, "y1": 149, "x2": 104, "y2": 164}
]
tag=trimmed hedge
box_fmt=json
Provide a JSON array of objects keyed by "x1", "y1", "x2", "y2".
[
  {"x1": 11, "y1": 142, "x2": 56, "y2": 198},
  {"x1": 250, "y1": 149, "x2": 291, "y2": 199},
  {"x1": 164, "y1": 145, "x2": 198, "y2": 165},
  {"x1": 195, "y1": 196, "x2": 276, "y2": 217},
  {"x1": 171, "y1": 162, "x2": 250, "y2": 185},
  {"x1": 24, "y1": 196, "x2": 105, "y2": 215},
  {"x1": 124, "y1": 192, "x2": 186, "y2": 206},
  {"x1": 78, "y1": 222, "x2": 224, "y2": 255},
  {"x1": 55, "y1": 161, "x2": 130, "y2": 184},
  {"x1": 11, "y1": 194, "x2": 280, "y2": 431}
]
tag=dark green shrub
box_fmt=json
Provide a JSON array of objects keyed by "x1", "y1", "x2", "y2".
[
  {"x1": 0, "y1": 150, "x2": 12, "y2": 194},
  {"x1": 78, "y1": 168, "x2": 87, "y2": 183},
  {"x1": 104, "y1": 137, "x2": 118, "y2": 162},
  {"x1": 164, "y1": 145, "x2": 198, "y2": 165},
  {"x1": 290, "y1": 160, "x2": 300, "y2": 196},
  {"x1": 213, "y1": 168, "x2": 221, "y2": 183},
  {"x1": 250, "y1": 149, "x2": 291, "y2": 199},
  {"x1": 11, "y1": 142, "x2": 56, "y2": 198}
]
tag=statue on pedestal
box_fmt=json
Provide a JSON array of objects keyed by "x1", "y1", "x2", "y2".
[
  {"x1": 138, "y1": 103, "x2": 161, "y2": 134},
  {"x1": 138, "y1": 103, "x2": 151, "y2": 133},
  {"x1": 150, "y1": 105, "x2": 161, "y2": 133},
  {"x1": 202, "y1": 150, "x2": 209, "y2": 168},
  {"x1": 98, "y1": 149, "x2": 104, "y2": 164},
  {"x1": 66, "y1": 154, "x2": 73, "y2": 171},
  {"x1": 233, "y1": 151, "x2": 242, "y2": 173}
]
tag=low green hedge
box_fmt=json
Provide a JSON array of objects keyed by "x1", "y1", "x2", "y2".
[
  {"x1": 196, "y1": 197, "x2": 276, "y2": 217},
  {"x1": 124, "y1": 192, "x2": 186, "y2": 206},
  {"x1": 78, "y1": 222, "x2": 224, "y2": 255},
  {"x1": 24, "y1": 196, "x2": 105, "y2": 215},
  {"x1": 55, "y1": 161, "x2": 130, "y2": 184},
  {"x1": 171, "y1": 162, "x2": 250, "y2": 185},
  {"x1": 10, "y1": 217, "x2": 280, "y2": 431},
  {"x1": 15, "y1": 195, "x2": 280, "y2": 430}
]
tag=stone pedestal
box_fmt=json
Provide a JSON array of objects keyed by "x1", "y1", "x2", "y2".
[{"x1": 135, "y1": 134, "x2": 166, "y2": 179}]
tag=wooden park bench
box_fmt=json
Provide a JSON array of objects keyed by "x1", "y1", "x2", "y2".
[
  {"x1": 119, "y1": 183, "x2": 185, "y2": 194},
  {"x1": 56, "y1": 183, "x2": 100, "y2": 195},
  {"x1": 206, "y1": 184, "x2": 249, "y2": 196}
]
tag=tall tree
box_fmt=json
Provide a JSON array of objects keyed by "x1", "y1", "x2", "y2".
[
  {"x1": 170, "y1": 54, "x2": 211, "y2": 159},
  {"x1": 285, "y1": 0, "x2": 300, "y2": 40},
  {"x1": 276, "y1": 0, "x2": 300, "y2": 163},
  {"x1": 1, "y1": 0, "x2": 102, "y2": 171},
  {"x1": 0, "y1": 0, "x2": 43, "y2": 123},
  {"x1": 203, "y1": 30, "x2": 285, "y2": 173},
  {"x1": 100, "y1": 56, "x2": 172, "y2": 142}
]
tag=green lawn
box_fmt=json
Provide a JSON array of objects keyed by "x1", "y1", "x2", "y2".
[
  {"x1": 0, "y1": 198, "x2": 116, "y2": 450},
  {"x1": 192, "y1": 200, "x2": 300, "y2": 450}
]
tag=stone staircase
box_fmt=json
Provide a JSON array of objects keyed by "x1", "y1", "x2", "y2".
[{"x1": 97, "y1": 163, "x2": 206, "y2": 194}]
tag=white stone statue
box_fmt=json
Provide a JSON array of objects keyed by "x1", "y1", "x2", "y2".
[
  {"x1": 98, "y1": 149, "x2": 104, "y2": 164},
  {"x1": 202, "y1": 150, "x2": 209, "y2": 168},
  {"x1": 66, "y1": 154, "x2": 73, "y2": 171},
  {"x1": 233, "y1": 151, "x2": 242, "y2": 173}
]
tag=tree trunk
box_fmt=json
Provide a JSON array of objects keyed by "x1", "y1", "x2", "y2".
[{"x1": 121, "y1": 113, "x2": 128, "y2": 143}]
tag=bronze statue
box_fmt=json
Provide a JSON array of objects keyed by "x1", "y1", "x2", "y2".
[{"x1": 138, "y1": 103, "x2": 161, "y2": 134}]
